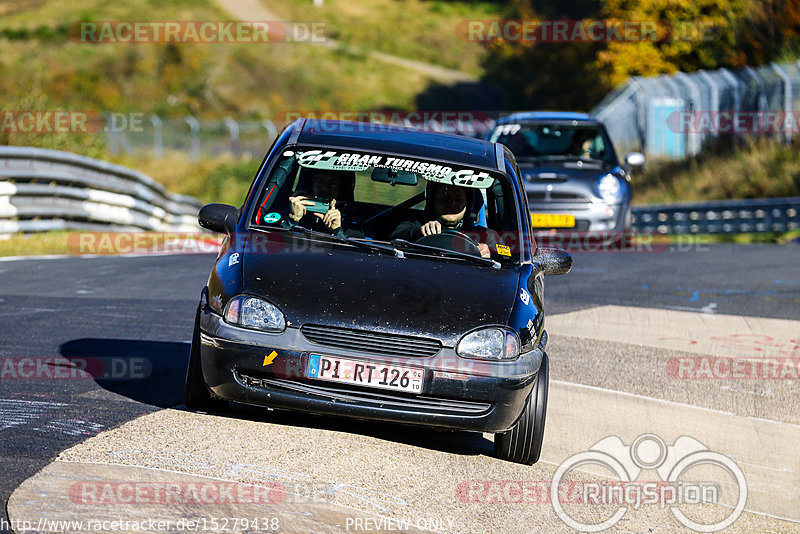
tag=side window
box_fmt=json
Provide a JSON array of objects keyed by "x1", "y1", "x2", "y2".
[{"x1": 252, "y1": 156, "x2": 297, "y2": 224}]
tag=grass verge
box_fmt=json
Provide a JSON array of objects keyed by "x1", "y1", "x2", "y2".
[
  {"x1": 0, "y1": 231, "x2": 74, "y2": 257},
  {"x1": 261, "y1": 0, "x2": 505, "y2": 75},
  {"x1": 635, "y1": 139, "x2": 800, "y2": 204}
]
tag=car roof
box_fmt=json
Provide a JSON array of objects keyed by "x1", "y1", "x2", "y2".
[
  {"x1": 496, "y1": 111, "x2": 599, "y2": 124},
  {"x1": 295, "y1": 119, "x2": 500, "y2": 169}
]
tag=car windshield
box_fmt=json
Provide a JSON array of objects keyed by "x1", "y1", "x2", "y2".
[
  {"x1": 250, "y1": 146, "x2": 524, "y2": 264},
  {"x1": 490, "y1": 122, "x2": 615, "y2": 163}
]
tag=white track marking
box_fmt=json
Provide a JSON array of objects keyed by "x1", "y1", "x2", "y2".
[
  {"x1": 547, "y1": 304, "x2": 800, "y2": 359},
  {"x1": 545, "y1": 380, "x2": 800, "y2": 522}
]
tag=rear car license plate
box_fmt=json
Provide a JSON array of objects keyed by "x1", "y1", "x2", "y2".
[
  {"x1": 531, "y1": 213, "x2": 576, "y2": 228},
  {"x1": 307, "y1": 355, "x2": 423, "y2": 394}
]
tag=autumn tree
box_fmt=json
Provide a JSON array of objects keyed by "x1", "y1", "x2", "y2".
[{"x1": 480, "y1": 0, "x2": 800, "y2": 109}]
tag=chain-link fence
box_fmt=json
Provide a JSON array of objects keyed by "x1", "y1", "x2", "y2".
[
  {"x1": 591, "y1": 61, "x2": 800, "y2": 160},
  {"x1": 106, "y1": 59, "x2": 800, "y2": 163},
  {"x1": 105, "y1": 115, "x2": 493, "y2": 159},
  {"x1": 107, "y1": 116, "x2": 280, "y2": 160}
]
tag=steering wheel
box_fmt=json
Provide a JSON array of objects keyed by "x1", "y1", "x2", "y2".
[{"x1": 415, "y1": 229, "x2": 482, "y2": 257}]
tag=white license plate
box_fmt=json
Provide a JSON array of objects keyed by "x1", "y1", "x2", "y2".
[{"x1": 306, "y1": 354, "x2": 423, "y2": 394}]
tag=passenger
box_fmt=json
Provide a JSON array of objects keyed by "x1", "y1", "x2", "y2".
[
  {"x1": 285, "y1": 169, "x2": 363, "y2": 238},
  {"x1": 392, "y1": 182, "x2": 494, "y2": 258}
]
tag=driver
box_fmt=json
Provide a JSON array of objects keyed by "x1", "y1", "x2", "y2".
[{"x1": 391, "y1": 182, "x2": 493, "y2": 258}]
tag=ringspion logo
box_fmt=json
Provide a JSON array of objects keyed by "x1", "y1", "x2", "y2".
[{"x1": 551, "y1": 434, "x2": 747, "y2": 532}]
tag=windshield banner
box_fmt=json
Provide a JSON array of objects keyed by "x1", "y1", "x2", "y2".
[{"x1": 291, "y1": 149, "x2": 495, "y2": 188}]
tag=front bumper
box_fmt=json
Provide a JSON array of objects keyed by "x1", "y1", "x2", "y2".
[{"x1": 198, "y1": 310, "x2": 545, "y2": 433}]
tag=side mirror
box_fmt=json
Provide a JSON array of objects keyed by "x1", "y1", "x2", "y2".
[
  {"x1": 534, "y1": 247, "x2": 572, "y2": 276},
  {"x1": 198, "y1": 203, "x2": 238, "y2": 234},
  {"x1": 625, "y1": 152, "x2": 646, "y2": 168}
]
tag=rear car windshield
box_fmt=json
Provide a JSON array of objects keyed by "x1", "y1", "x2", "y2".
[
  {"x1": 250, "y1": 146, "x2": 524, "y2": 262},
  {"x1": 490, "y1": 122, "x2": 615, "y2": 163}
]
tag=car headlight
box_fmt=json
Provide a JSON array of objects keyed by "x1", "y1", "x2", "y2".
[
  {"x1": 457, "y1": 327, "x2": 520, "y2": 361},
  {"x1": 597, "y1": 173, "x2": 623, "y2": 202},
  {"x1": 224, "y1": 295, "x2": 286, "y2": 333}
]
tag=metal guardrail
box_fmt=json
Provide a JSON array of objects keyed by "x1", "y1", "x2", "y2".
[
  {"x1": 632, "y1": 197, "x2": 800, "y2": 234},
  {"x1": 0, "y1": 146, "x2": 202, "y2": 234},
  {"x1": 2, "y1": 147, "x2": 796, "y2": 237}
]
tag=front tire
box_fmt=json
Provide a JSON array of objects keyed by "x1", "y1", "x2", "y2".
[
  {"x1": 494, "y1": 353, "x2": 549, "y2": 464},
  {"x1": 184, "y1": 306, "x2": 226, "y2": 411}
]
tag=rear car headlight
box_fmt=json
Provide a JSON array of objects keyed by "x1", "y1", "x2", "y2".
[
  {"x1": 224, "y1": 295, "x2": 286, "y2": 333},
  {"x1": 457, "y1": 327, "x2": 520, "y2": 361},
  {"x1": 597, "y1": 173, "x2": 623, "y2": 203}
]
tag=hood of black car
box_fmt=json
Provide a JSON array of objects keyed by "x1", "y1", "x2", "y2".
[{"x1": 241, "y1": 233, "x2": 520, "y2": 346}]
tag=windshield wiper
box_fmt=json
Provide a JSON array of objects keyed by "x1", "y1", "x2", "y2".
[
  {"x1": 345, "y1": 237, "x2": 405, "y2": 257},
  {"x1": 391, "y1": 239, "x2": 501, "y2": 269},
  {"x1": 287, "y1": 225, "x2": 404, "y2": 257}
]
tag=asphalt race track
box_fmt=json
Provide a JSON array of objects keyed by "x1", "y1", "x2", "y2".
[{"x1": 0, "y1": 243, "x2": 799, "y2": 533}]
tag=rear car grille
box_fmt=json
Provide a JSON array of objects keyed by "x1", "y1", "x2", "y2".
[
  {"x1": 300, "y1": 324, "x2": 442, "y2": 358},
  {"x1": 238, "y1": 374, "x2": 491, "y2": 415}
]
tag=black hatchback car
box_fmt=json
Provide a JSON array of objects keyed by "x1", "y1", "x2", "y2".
[{"x1": 184, "y1": 119, "x2": 571, "y2": 464}]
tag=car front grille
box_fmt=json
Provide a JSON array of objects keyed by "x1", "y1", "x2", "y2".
[
  {"x1": 300, "y1": 324, "x2": 442, "y2": 358},
  {"x1": 238, "y1": 374, "x2": 492, "y2": 416},
  {"x1": 528, "y1": 192, "x2": 592, "y2": 204},
  {"x1": 551, "y1": 192, "x2": 591, "y2": 203}
]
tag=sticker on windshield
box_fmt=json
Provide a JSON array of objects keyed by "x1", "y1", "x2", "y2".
[
  {"x1": 297, "y1": 150, "x2": 376, "y2": 171},
  {"x1": 263, "y1": 212, "x2": 281, "y2": 223},
  {"x1": 496, "y1": 244, "x2": 511, "y2": 256},
  {"x1": 444, "y1": 169, "x2": 494, "y2": 188},
  {"x1": 296, "y1": 150, "x2": 494, "y2": 188}
]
